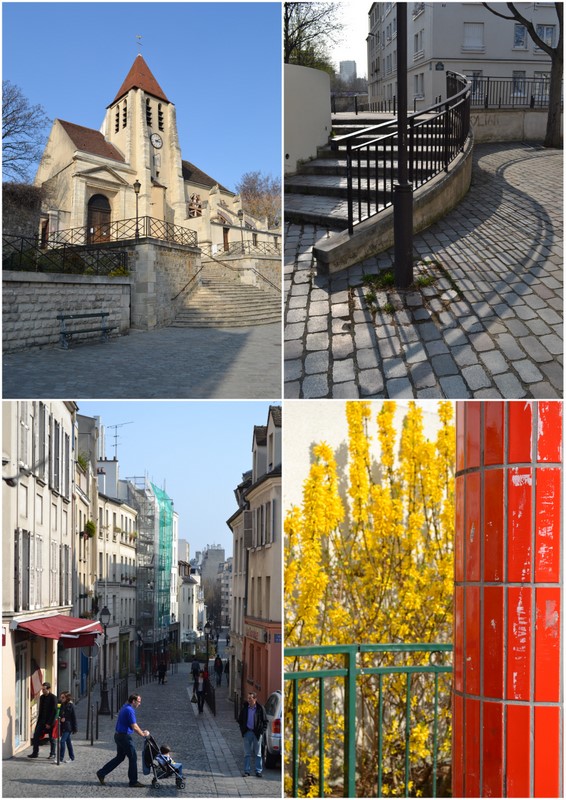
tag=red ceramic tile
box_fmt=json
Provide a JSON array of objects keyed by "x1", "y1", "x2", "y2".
[
  {"x1": 465, "y1": 472, "x2": 481, "y2": 582},
  {"x1": 455, "y1": 476, "x2": 465, "y2": 583},
  {"x1": 452, "y1": 693, "x2": 464, "y2": 799},
  {"x1": 465, "y1": 402, "x2": 481, "y2": 469},
  {"x1": 508, "y1": 401, "x2": 533, "y2": 463},
  {"x1": 465, "y1": 585, "x2": 481, "y2": 696},
  {"x1": 456, "y1": 402, "x2": 466, "y2": 473},
  {"x1": 506, "y1": 705, "x2": 531, "y2": 797},
  {"x1": 506, "y1": 586, "x2": 532, "y2": 701},
  {"x1": 535, "y1": 468, "x2": 561, "y2": 583},
  {"x1": 484, "y1": 402, "x2": 505, "y2": 466},
  {"x1": 483, "y1": 587, "x2": 504, "y2": 699},
  {"x1": 465, "y1": 698, "x2": 480, "y2": 797},
  {"x1": 484, "y1": 469, "x2": 504, "y2": 582},
  {"x1": 537, "y1": 401, "x2": 562, "y2": 463},
  {"x1": 534, "y1": 588, "x2": 560, "y2": 703},
  {"x1": 482, "y1": 701, "x2": 503, "y2": 797},
  {"x1": 534, "y1": 706, "x2": 560, "y2": 797},
  {"x1": 507, "y1": 468, "x2": 532, "y2": 583},
  {"x1": 454, "y1": 585, "x2": 464, "y2": 692}
]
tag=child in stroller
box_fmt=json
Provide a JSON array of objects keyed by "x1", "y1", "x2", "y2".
[{"x1": 142, "y1": 734, "x2": 185, "y2": 789}]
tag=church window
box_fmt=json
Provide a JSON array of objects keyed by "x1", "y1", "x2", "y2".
[
  {"x1": 122, "y1": 99, "x2": 127, "y2": 128},
  {"x1": 158, "y1": 103, "x2": 164, "y2": 131},
  {"x1": 115, "y1": 105, "x2": 120, "y2": 133},
  {"x1": 188, "y1": 193, "x2": 202, "y2": 218},
  {"x1": 146, "y1": 99, "x2": 152, "y2": 126}
]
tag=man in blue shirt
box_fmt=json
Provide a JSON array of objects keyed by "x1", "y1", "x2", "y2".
[
  {"x1": 96, "y1": 693, "x2": 150, "y2": 787},
  {"x1": 237, "y1": 691, "x2": 267, "y2": 777}
]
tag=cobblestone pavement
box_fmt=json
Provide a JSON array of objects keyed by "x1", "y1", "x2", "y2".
[
  {"x1": 284, "y1": 143, "x2": 563, "y2": 399},
  {"x1": 2, "y1": 664, "x2": 281, "y2": 798},
  {"x1": 2, "y1": 324, "x2": 281, "y2": 400}
]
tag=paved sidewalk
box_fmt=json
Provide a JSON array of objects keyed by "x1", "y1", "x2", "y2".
[
  {"x1": 2, "y1": 324, "x2": 281, "y2": 400},
  {"x1": 2, "y1": 664, "x2": 281, "y2": 798},
  {"x1": 284, "y1": 143, "x2": 563, "y2": 399}
]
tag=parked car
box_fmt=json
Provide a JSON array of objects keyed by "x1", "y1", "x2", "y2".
[{"x1": 262, "y1": 689, "x2": 282, "y2": 768}]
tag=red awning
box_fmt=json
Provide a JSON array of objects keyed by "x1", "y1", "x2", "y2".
[{"x1": 14, "y1": 614, "x2": 103, "y2": 648}]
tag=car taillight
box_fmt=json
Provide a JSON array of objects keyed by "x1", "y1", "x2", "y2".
[{"x1": 272, "y1": 719, "x2": 281, "y2": 734}]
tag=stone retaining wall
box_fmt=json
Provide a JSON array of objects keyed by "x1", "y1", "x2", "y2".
[
  {"x1": 471, "y1": 108, "x2": 556, "y2": 143},
  {"x1": 2, "y1": 272, "x2": 131, "y2": 352}
]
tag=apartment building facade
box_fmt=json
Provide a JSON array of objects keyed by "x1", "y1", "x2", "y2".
[{"x1": 368, "y1": 2, "x2": 554, "y2": 109}]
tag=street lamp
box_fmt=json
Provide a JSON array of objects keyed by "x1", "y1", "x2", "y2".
[
  {"x1": 99, "y1": 606, "x2": 111, "y2": 715},
  {"x1": 133, "y1": 180, "x2": 141, "y2": 241},
  {"x1": 237, "y1": 209, "x2": 244, "y2": 254},
  {"x1": 204, "y1": 621, "x2": 212, "y2": 672}
]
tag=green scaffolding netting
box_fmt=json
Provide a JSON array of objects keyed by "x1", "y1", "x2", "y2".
[{"x1": 151, "y1": 482, "x2": 173, "y2": 629}]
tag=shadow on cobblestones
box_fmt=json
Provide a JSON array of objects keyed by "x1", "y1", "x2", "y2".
[{"x1": 284, "y1": 143, "x2": 563, "y2": 399}]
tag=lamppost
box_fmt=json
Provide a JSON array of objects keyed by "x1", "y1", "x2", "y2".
[
  {"x1": 237, "y1": 209, "x2": 244, "y2": 254},
  {"x1": 204, "y1": 620, "x2": 212, "y2": 672},
  {"x1": 133, "y1": 180, "x2": 141, "y2": 241},
  {"x1": 393, "y1": 3, "x2": 413, "y2": 287},
  {"x1": 99, "y1": 605, "x2": 111, "y2": 715}
]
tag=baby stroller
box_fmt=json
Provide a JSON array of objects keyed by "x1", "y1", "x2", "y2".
[{"x1": 142, "y1": 735, "x2": 185, "y2": 790}]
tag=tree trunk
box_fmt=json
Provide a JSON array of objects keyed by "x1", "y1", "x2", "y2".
[{"x1": 544, "y1": 54, "x2": 563, "y2": 148}]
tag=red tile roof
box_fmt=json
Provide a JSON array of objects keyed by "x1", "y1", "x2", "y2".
[
  {"x1": 110, "y1": 54, "x2": 170, "y2": 106},
  {"x1": 58, "y1": 120, "x2": 125, "y2": 162}
]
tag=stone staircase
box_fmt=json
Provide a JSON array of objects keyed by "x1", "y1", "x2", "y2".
[
  {"x1": 171, "y1": 274, "x2": 281, "y2": 328},
  {"x1": 285, "y1": 112, "x2": 441, "y2": 230}
]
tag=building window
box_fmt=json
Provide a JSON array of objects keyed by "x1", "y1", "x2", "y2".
[
  {"x1": 533, "y1": 71, "x2": 550, "y2": 103},
  {"x1": 535, "y1": 24, "x2": 555, "y2": 49},
  {"x1": 158, "y1": 103, "x2": 164, "y2": 131},
  {"x1": 413, "y1": 29, "x2": 424, "y2": 59},
  {"x1": 513, "y1": 23, "x2": 528, "y2": 49},
  {"x1": 146, "y1": 98, "x2": 152, "y2": 126},
  {"x1": 463, "y1": 22, "x2": 485, "y2": 52},
  {"x1": 122, "y1": 99, "x2": 127, "y2": 128},
  {"x1": 414, "y1": 73, "x2": 424, "y2": 98},
  {"x1": 115, "y1": 105, "x2": 120, "y2": 133},
  {"x1": 512, "y1": 70, "x2": 526, "y2": 96},
  {"x1": 466, "y1": 71, "x2": 484, "y2": 101}
]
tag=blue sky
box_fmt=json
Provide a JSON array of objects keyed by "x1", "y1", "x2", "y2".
[
  {"x1": 2, "y1": 2, "x2": 282, "y2": 190},
  {"x1": 76, "y1": 400, "x2": 279, "y2": 558}
]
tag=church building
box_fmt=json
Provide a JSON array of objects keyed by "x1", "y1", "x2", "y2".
[{"x1": 35, "y1": 55, "x2": 279, "y2": 254}]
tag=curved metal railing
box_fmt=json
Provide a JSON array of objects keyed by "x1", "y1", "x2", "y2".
[{"x1": 333, "y1": 71, "x2": 471, "y2": 234}]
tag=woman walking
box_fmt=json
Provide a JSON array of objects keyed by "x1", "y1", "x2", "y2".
[{"x1": 59, "y1": 692, "x2": 77, "y2": 763}]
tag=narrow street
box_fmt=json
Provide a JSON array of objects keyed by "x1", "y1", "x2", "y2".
[{"x1": 2, "y1": 662, "x2": 281, "y2": 798}]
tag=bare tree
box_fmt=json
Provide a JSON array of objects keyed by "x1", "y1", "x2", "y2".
[
  {"x1": 236, "y1": 170, "x2": 281, "y2": 228},
  {"x1": 2, "y1": 81, "x2": 50, "y2": 181},
  {"x1": 284, "y1": 2, "x2": 344, "y2": 71},
  {"x1": 482, "y1": 3, "x2": 562, "y2": 148}
]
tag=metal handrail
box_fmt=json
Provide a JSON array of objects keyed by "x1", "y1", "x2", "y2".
[
  {"x1": 199, "y1": 240, "x2": 281, "y2": 258},
  {"x1": 200, "y1": 248, "x2": 282, "y2": 294},
  {"x1": 284, "y1": 642, "x2": 453, "y2": 798},
  {"x1": 2, "y1": 234, "x2": 128, "y2": 275},
  {"x1": 47, "y1": 216, "x2": 198, "y2": 248},
  {"x1": 333, "y1": 71, "x2": 471, "y2": 234}
]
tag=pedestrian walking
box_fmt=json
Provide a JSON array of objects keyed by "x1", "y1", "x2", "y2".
[
  {"x1": 224, "y1": 659, "x2": 230, "y2": 686},
  {"x1": 191, "y1": 657, "x2": 200, "y2": 683},
  {"x1": 96, "y1": 693, "x2": 150, "y2": 788},
  {"x1": 59, "y1": 692, "x2": 77, "y2": 763},
  {"x1": 28, "y1": 682, "x2": 57, "y2": 759},
  {"x1": 195, "y1": 670, "x2": 207, "y2": 714},
  {"x1": 213, "y1": 655, "x2": 223, "y2": 687},
  {"x1": 157, "y1": 661, "x2": 167, "y2": 685},
  {"x1": 237, "y1": 691, "x2": 267, "y2": 778}
]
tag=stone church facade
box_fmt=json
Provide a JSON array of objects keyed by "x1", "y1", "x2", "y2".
[{"x1": 35, "y1": 55, "x2": 279, "y2": 254}]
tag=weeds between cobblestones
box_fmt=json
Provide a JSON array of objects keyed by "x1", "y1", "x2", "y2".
[
  {"x1": 2, "y1": 664, "x2": 281, "y2": 798},
  {"x1": 284, "y1": 143, "x2": 563, "y2": 399}
]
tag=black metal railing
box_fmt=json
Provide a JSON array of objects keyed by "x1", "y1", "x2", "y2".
[
  {"x1": 468, "y1": 75, "x2": 555, "y2": 109},
  {"x1": 198, "y1": 248, "x2": 281, "y2": 295},
  {"x1": 48, "y1": 216, "x2": 198, "y2": 248},
  {"x1": 199, "y1": 240, "x2": 281, "y2": 258},
  {"x1": 335, "y1": 70, "x2": 471, "y2": 234},
  {"x1": 3, "y1": 235, "x2": 128, "y2": 275}
]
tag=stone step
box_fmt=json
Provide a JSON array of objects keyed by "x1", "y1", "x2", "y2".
[
  {"x1": 173, "y1": 281, "x2": 281, "y2": 328},
  {"x1": 284, "y1": 193, "x2": 382, "y2": 230},
  {"x1": 297, "y1": 157, "x2": 439, "y2": 179}
]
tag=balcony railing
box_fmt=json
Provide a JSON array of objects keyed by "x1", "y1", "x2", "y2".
[
  {"x1": 333, "y1": 71, "x2": 471, "y2": 235},
  {"x1": 468, "y1": 75, "x2": 556, "y2": 109},
  {"x1": 284, "y1": 643, "x2": 453, "y2": 798},
  {"x1": 199, "y1": 240, "x2": 281, "y2": 258},
  {"x1": 47, "y1": 216, "x2": 198, "y2": 248},
  {"x1": 3, "y1": 234, "x2": 128, "y2": 276}
]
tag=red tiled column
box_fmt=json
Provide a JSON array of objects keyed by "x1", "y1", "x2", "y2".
[{"x1": 454, "y1": 401, "x2": 563, "y2": 798}]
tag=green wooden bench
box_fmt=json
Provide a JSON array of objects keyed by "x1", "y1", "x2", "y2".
[{"x1": 56, "y1": 311, "x2": 116, "y2": 350}]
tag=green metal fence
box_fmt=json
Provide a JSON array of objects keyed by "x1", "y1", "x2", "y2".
[{"x1": 284, "y1": 643, "x2": 453, "y2": 798}]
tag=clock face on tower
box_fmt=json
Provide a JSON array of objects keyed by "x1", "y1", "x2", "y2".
[{"x1": 150, "y1": 133, "x2": 163, "y2": 149}]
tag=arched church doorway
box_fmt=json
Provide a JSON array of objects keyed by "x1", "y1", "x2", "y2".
[{"x1": 87, "y1": 194, "x2": 111, "y2": 243}]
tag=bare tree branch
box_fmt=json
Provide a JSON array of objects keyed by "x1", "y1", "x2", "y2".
[{"x1": 2, "y1": 81, "x2": 50, "y2": 182}]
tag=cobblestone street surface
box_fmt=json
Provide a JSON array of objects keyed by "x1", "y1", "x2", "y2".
[
  {"x1": 284, "y1": 143, "x2": 563, "y2": 399},
  {"x1": 2, "y1": 664, "x2": 282, "y2": 798},
  {"x1": 2, "y1": 323, "x2": 281, "y2": 400}
]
